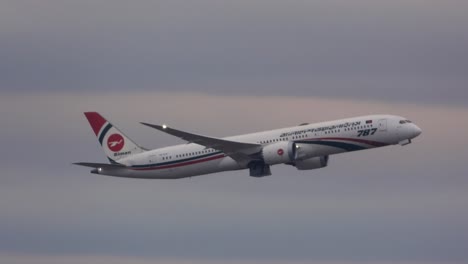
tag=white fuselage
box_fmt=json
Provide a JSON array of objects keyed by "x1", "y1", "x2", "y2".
[{"x1": 95, "y1": 115, "x2": 421, "y2": 179}]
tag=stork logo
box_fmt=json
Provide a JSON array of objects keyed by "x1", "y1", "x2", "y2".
[
  {"x1": 107, "y1": 133, "x2": 124, "y2": 152},
  {"x1": 277, "y1": 148, "x2": 284, "y2": 156}
]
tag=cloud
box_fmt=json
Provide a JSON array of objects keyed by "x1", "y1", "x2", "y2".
[
  {"x1": 1, "y1": 92, "x2": 468, "y2": 263},
  {"x1": 1, "y1": 253, "x2": 463, "y2": 264},
  {"x1": 1, "y1": 1, "x2": 467, "y2": 105},
  {"x1": 2, "y1": 1, "x2": 467, "y2": 262}
]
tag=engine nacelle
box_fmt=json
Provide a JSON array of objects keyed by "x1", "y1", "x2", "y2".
[
  {"x1": 294, "y1": 156, "x2": 329, "y2": 170},
  {"x1": 262, "y1": 141, "x2": 295, "y2": 165},
  {"x1": 294, "y1": 143, "x2": 318, "y2": 160}
]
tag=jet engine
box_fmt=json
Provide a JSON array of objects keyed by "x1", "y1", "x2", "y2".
[
  {"x1": 261, "y1": 141, "x2": 295, "y2": 165},
  {"x1": 294, "y1": 143, "x2": 319, "y2": 160},
  {"x1": 253, "y1": 142, "x2": 329, "y2": 177},
  {"x1": 261, "y1": 142, "x2": 327, "y2": 165},
  {"x1": 293, "y1": 156, "x2": 329, "y2": 170}
]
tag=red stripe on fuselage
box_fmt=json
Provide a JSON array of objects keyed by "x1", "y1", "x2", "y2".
[{"x1": 131, "y1": 154, "x2": 226, "y2": 171}]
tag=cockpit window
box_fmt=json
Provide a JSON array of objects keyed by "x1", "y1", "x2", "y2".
[{"x1": 399, "y1": 120, "x2": 412, "y2": 124}]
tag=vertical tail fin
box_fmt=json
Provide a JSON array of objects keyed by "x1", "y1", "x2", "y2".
[{"x1": 84, "y1": 112, "x2": 146, "y2": 163}]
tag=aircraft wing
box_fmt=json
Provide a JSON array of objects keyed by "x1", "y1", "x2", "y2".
[{"x1": 140, "y1": 122, "x2": 262, "y2": 164}]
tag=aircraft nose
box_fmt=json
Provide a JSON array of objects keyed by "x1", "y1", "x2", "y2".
[{"x1": 413, "y1": 125, "x2": 422, "y2": 138}]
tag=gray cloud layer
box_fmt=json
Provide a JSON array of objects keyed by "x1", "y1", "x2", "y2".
[
  {"x1": 1, "y1": 1, "x2": 467, "y2": 262},
  {"x1": 1, "y1": 1, "x2": 467, "y2": 105},
  {"x1": 1, "y1": 93, "x2": 467, "y2": 263}
]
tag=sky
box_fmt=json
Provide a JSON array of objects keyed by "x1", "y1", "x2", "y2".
[{"x1": 1, "y1": 1, "x2": 468, "y2": 264}]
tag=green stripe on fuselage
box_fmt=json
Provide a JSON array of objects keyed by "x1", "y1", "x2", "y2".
[{"x1": 296, "y1": 140, "x2": 366, "y2": 152}]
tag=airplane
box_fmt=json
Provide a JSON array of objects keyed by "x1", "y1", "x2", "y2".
[{"x1": 74, "y1": 112, "x2": 422, "y2": 179}]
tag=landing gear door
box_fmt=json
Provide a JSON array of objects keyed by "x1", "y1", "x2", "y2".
[{"x1": 378, "y1": 119, "x2": 387, "y2": 131}]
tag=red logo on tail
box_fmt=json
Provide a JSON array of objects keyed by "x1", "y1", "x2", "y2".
[{"x1": 107, "y1": 134, "x2": 124, "y2": 152}]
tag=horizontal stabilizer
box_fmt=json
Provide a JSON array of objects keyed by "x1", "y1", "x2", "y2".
[{"x1": 73, "y1": 162, "x2": 125, "y2": 169}]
